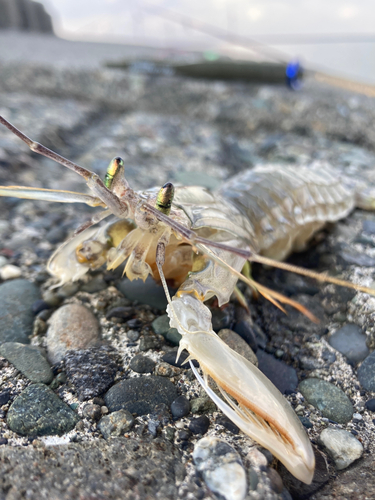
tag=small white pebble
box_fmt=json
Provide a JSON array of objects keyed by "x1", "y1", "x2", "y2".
[
  {"x1": 101, "y1": 406, "x2": 109, "y2": 415},
  {"x1": 0, "y1": 264, "x2": 22, "y2": 280},
  {"x1": 353, "y1": 413, "x2": 363, "y2": 421}
]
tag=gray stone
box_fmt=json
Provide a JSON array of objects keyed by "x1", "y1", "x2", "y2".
[
  {"x1": 117, "y1": 276, "x2": 170, "y2": 310},
  {"x1": 328, "y1": 324, "x2": 369, "y2": 364},
  {"x1": 318, "y1": 428, "x2": 363, "y2": 470},
  {"x1": 0, "y1": 279, "x2": 40, "y2": 344},
  {"x1": 357, "y1": 351, "x2": 375, "y2": 391},
  {"x1": 152, "y1": 314, "x2": 181, "y2": 345},
  {"x1": 104, "y1": 376, "x2": 178, "y2": 416},
  {"x1": 193, "y1": 437, "x2": 247, "y2": 500},
  {"x1": 218, "y1": 329, "x2": 258, "y2": 367},
  {"x1": 98, "y1": 409, "x2": 135, "y2": 439},
  {"x1": 257, "y1": 350, "x2": 298, "y2": 394},
  {"x1": 80, "y1": 276, "x2": 108, "y2": 293},
  {"x1": 299, "y1": 378, "x2": 353, "y2": 423},
  {"x1": 46, "y1": 304, "x2": 100, "y2": 364},
  {"x1": 129, "y1": 354, "x2": 155, "y2": 373},
  {"x1": 64, "y1": 346, "x2": 120, "y2": 400},
  {"x1": 7, "y1": 383, "x2": 79, "y2": 436},
  {"x1": 0, "y1": 342, "x2": 53, "y2": 383}
]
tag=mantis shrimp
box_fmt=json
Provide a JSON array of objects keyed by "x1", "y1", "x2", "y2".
[{"x1": 1, "y1": 115, "x2": 374, "y2": 485}]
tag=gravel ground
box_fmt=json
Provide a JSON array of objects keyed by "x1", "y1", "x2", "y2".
[{"x1": 0, "y1": 39, "x2": 375, "y2": 499}]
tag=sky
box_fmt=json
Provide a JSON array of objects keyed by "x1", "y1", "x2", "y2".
[{"x1": 40, "y1": 0, "x2": 375, "y2": 82}]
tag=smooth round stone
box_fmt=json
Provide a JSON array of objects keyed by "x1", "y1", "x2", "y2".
[
  {"x1": 129, "y1": 354, "x2": 156, "y2": 374},
  {"x1": 365, "y1": 399, "x2": 375, "y2": 411},
  {"x1": 0, "y1": 342, "x2": 53, "y2": 384},
  {"x1": 318, "y1": 428, "x2": 363, "y2": 470},
  {"x1": 257, "y1": 350, "x2": 298, "y2": 394},
  {"x1": 0, "y1": 279, "x2": 40, "y2": 344},
  {"x1": 171, "y1": 395, "x2": 191, "y2": 419},
  {"x1": 152, "y1": 314, "x2": 181, "y2": 345},
  {"x1": 299, "y1": 378, "x2": 353, "y2": 424},
  {"x1": 162, "y1": 349, "x2": 198, "y2": 368},
  {"x1": 193, "y1": 437, "x2": 247, "y2": 500},
  {"x1": 189, "y1": 415, "x2": 210, "y2": 435},
  {"x1": 98, "y1": 409, "x2": 135, "y2": 439},
  {"x1": 0, "y1": 265, "x2": 22, "y2": 280},
  {"x1": 82, "y1": 404, "x2": 102, "y2": 421},
  {"x1": 104, "y1": 376, "x2": 178, "y2": 416},
  {"x1": 64, "y1": 346, "x2": 119, "y2": 400},
  {"x1": 215, "y1": 416, "x2": 239, "y2": 435},
  {"x1": 339, "y1": 249, "x2": 375, "y2": 267},
  {"x1": 357, "y1": 351, "x2": 375, "y2": 391},
  {"x1": 7, "y1": 383, "x2": 79, "y2": 436},
  {"x1": 328, "y1": 324, "x2": 369, "y2": 364},
  {"x1": 46, "y1": 304, "x2": 100, "y2": 364},
  {"x1": 218, "y1": 329, "x2": 258, "y2": 367},
  {"x1": 116, "y1": 276, "x2": 170, "y2": 310},
  {"x1": 80, "y1": 276, "x2": 108, "y2": 294}
]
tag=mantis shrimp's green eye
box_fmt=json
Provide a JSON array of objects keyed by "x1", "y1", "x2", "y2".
[
  {"x1": 155, "y1": 182, "x2": 175, "y2": 215},
  {"x1": 104, "y1": 157, "x2": 125, "y2": 189}
]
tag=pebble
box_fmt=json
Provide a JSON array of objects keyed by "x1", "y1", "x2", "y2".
[
  {"x1": 138, "y1": 335, "x2": 158, "y2": 352},
  {"x1": 365, "y1": 399, "x2": 375, "y2": 411},
  {"x1": 266, "y1": 468, "x2": 284, "y2": 494},
  {"x1": 64, "y1": 345, "x2": 119, "y2": 400},
  {"x1": 82, "y1": 404, "x2": 102, "y2": 421},
  {"x1": 190, "y1": 396, "x2": 216, "y2": 414},
  {"x1": 0, "y1": 389, "x2": 11, "y2": 406},
  {"x1": 189, "y1": 415, "x2": 210, "y2": 435},
  {"x1": 339, "y1": 249, "x2": 375, "y2": 267},
  {"x1": 193, "y1": 437, "x2": 247, "y2": 500},
  {"x1": 80, "y1": 276, "x2": 108, "y2": 293},
  {"x1": 129, "y1": 354, "x2": 155, "y2": 373},
  {"x1": 233, "y1": 320, "x2": 258, "y2": 352},
  {"x1": 0, "y1": 279, "x2": 40, "y2": 344},
  {"x1": 162, "y1": 349, "x2": 198, "y2": 368},
  {"x1": 318, "y1": 428, "x2": 363, "y2": 470},
  {"x1": 328, "y1": 324, "x2": 369, "y2": 364},
  {"x1": 31, "y1": 299, "x2": 50, "y2": 315},
  {"x1": 116, "y1": 276, "x2": 170, "y2": 310},
  {"x1": 106, "y1": 306, "x2": 133, "y2": 320},
  {"x1": 126, "y1": 329, "x2": 140, "y2": 341},
  {"x1": 0, "y1": 342, "x2": 53, "y2": 384},
  {"x1": 215, "y1": 416, "x2": 239, "y2": 434},
  {"x1": 98, "y1": 409, "x2": 135, "y2": 439},
  {"x1": 171, "y1": 395, "x2": 191, "y2": 419},
  {"x1": 104, "y1": 376, "x2": 178, "y2": 416},
  {"x1": 299, "y1": 416, "x2": 313, "y2": 429},
  {"x1": 7, "y1": 383, "x2": 79, "y2": 436},
  {"x1": 257, "y1": 350, "x2": 298, "y2": 394},
  {"x1": 152, "y1": 314, "x2": 181, "y2": 346},
  {"x1": 46, "y1": 304, "x2": 100, "y2": 364},
  {"x1": 217, "y1": 329, "x2": 258, "y2": 366},
  {"x1": 357, "y1": 351, "x2": 375, "y2": 391},
  {"x1": 0, "y1": 265, "x2": 22, "y2": 280},
  {"x1": 299, "y1": 378, "x2": 353, "y2": 423},
  {"x1": 211, "y1": 306, "x2": 234, "y2": 332},
  {"x1": 362, "y1": 219, "x2": 375, "y2": 234}
]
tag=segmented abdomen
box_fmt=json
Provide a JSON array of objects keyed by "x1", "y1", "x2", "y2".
[{"x1": 218, "y1": 165, "x2": 355, "y2": 261}]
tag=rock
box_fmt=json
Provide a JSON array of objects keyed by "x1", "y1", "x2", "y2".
[
  {"x1": 211, "y1": 305, "x2": 234, "y2": 332},
  {"x1": 7, "y1": 383, "x2": 79, "y2": 436},
  {"x1": 299, "y1": 378, "x2": 353, "y2": 423},
  {"x1": 32, "y1": 299, "x2": 51, "y2": 315},
  {"x1": 0, "y1": 265, "x2": 22, "y2": 280},
  {"x1": 233, "y1": 320, "x2": 258, "y2": 352},
  {"x1": 215, "y1": 416, "x2": 239, "y2": 434},
  {"x1": 357, "y1": 351, "x2": 375, "y2": 391},
  {"x1": 82, "y1": 404, "x2": 102, "y2": 421},
  {"x1": 193, "y1": 437, "x2": 247, "y2": 500},
  {"x1": 365, "y1": 399, "x2": 375, "y2": 411},
  {"x1": 257, "y1": 350, "x2": 298, "y2": 394},
  {"x1": 190, "y1": 396, "x2": 216, "y2": 414},
  {"x1": 363, "y1": 219, "x2": 375, "y2": 234},
  {"x1": 126, "y1": 329, "x2": 140, "y2": 341},
  {"x1": 0, "y1": 389, "x2": 11, "y2": 406},
  {"x1": 129, "y1": 354, "x2": 155, "y2": 374},
  {"x1": 266, "y1": 468, "x2": 284, "y2": 494},
  {"x1": 0, "y1": 279, "x2": 40, "y2": 344},
  {"x1": 0, "y1": 342, "x2": 53, "y2": 384},
  {"x1": 152, "y1": 314, "x2": 181, "y2": 345},
  {"x1": 98, "y1": 409, "x2": 135, "y2": 439},
  {"x1": 80, "y1": 276, "x2": 107, "y2": 293},
  {"x1": 328, "y1": 324, "x2": 369, "y2": 364},
  {"x1": 104, "y1": 376, "x2": 178, "y2": 416},
  {"x1": 46, "y1": 304, "x2": 100, "y2": 364},
  {"x1": 117, "y1": 276, "x2": 170, "y2": 310},
  {"x1": 171, "y1": 395, "x2": 191, "y2": 419},
  {"x1": 339, "y1": 249, "x2": 375, "y2": 267},
  {"x1": 218, "y1": 329, "x2": 258, "y2": 366},
  {"x1": 64, "y1": 345, "x2": 119, "y2": 400},
  {"x1": 106, "y1": 306, "x2": 133, "y2": 320},
  {"x1": 318, "y1": 428, "x2": 363, "y2": 470},
  {"x1": 189, "y1": 415, "x2": 210, "y2": 435},
  {"x1": 162, "y1": 349, "x2": 198, "y2": 368}
]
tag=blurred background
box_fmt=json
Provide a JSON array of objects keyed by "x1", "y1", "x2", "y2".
[{"x1": 0, "y1": 0, "x2": 375, "y2": 84}]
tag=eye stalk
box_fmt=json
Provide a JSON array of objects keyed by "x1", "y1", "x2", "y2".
[
  {"x1": 155, "y1": 182, "x2": 175, "y2": 215},
  {"x1": 104, "y1": 157, "x2": 125, "y2": 190}
]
